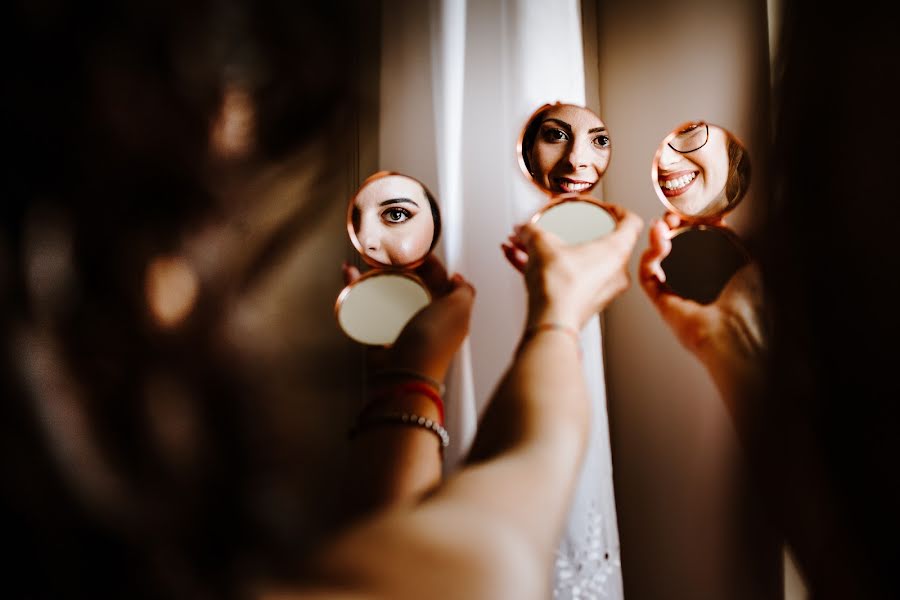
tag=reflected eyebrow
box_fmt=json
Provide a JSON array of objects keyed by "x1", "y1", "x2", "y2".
[
  {"x1": 378, "y1": 197, "x2": 420, "y2": 207},
  {"x1": 541, "y1": 118, "x2": 572, "y2": 131},
  {"x1": 588, "y1": 126, "x2": 607, "y2": 134}
]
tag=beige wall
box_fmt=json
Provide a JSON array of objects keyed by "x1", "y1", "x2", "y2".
[{"x1": 588, "y1": 0, "x2": 782, "y2": 597}]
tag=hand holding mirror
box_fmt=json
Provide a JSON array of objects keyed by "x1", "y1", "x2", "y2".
[
  {"x1": 650, "y1": 121, "x2": 752, "y2": 304},
  {"x1": 518, "y1": 102, "x2": 618, "y2": 243},
  {"x1": 335, "y1": 171, "x2": 441, "y2": 345}
]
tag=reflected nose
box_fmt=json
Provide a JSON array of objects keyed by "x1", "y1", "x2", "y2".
[
  {"x1": 566, "y1": 140, "x2": 590, "y2": 169},
  {"x1": 362, "y1": 230, "x2": 380, "y2": 253},
  {"x1": 658, "y1": 144, "x2": 681, "y2": 169},
  {"x1": 358, "y1": 213, "x2": 388, "y2": 262}
]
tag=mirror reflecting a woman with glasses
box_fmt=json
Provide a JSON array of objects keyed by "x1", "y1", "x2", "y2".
[{"x1": 656, "y1": 122, "x2": 749, "y2": 219}]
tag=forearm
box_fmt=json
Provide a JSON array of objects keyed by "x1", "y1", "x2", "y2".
[
  {"x1": 343, "y1": 391, "x2": 443, "y2": 516},
  {"x1": 462, "y1": 325, "x2": 590, "y2": 549},
  {"x1": 471, "y1": 334, "x2": 588, "y2": 458}
]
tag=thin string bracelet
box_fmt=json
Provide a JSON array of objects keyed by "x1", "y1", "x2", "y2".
[
  {"x1": 371, "y1": 368, "x2": 445, "y2": 396},
  {"x1": 517, "y1": 322, "x2": 582, "y2": 358},
  {"x1": 348, "y1": 412, "x2": 450, "y2": 449}
]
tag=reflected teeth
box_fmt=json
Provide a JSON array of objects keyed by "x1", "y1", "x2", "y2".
[
  {"x1": 661, "y1": 172, "x2": 696, "y2": 190},
  {"x1": 559, "y1": 180, "x2": 592, "y2": 192}
]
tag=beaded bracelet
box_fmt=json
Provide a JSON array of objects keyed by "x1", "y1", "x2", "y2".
[
  {"x1": 349, "y1": 412, "x2": 450, "y2": 449},
  {"x1": 371, "y1": 381, "x2": 445, "y2": 424}
]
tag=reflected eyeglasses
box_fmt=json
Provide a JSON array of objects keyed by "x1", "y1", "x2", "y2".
[{"x1": 668, "y1": 123, "x2": 709, "y2": 153}]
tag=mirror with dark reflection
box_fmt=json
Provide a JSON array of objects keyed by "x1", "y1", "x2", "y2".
[
  {"x1": 661, "y1": 226, "x2": 749, "y2": 304},
  {"x1": 518, "y1": 103, "x2": 617, "y2": 244},
  {"x1": 651, "y1": 121, "x2": 751, "y2": 304},
  {"x1": 337, "y1": 172, "x2": 440, "y2": 345}
]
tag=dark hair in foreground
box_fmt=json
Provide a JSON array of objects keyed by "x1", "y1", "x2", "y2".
[
  {"x1": 752, "y1": 0, "x2": 900, "y2": 596},
  {"x1": 4, "y1": 1, "x2": 362, "y2": 597}
]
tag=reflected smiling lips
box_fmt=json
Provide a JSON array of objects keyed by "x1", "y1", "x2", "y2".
[
  {"x1": 658, "y1": 169, "x2": 698, "y2": 197},
  {"x1": 553, "y1": 177, "x2": 596, "y2": 193}
]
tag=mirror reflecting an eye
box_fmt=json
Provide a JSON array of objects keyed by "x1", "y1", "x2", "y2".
[
  {"x1": 519, "y1": 103, "x2": 611, "y2": 196},
  {"x1": 661, "y1": 227, "x2": 749, "y2": 304},
  {"x1": 348, "y1": 172, "x2": 441, "y2": 269},
  {"x1": 336, "y1": 273, "x2": 430, "y2": 346},
  {"x1": 533, "y1": 198, "x2": 617, "y2": 245},
  {"x1": 652, "y1": 122, "x2": 750, "y2": 221}
]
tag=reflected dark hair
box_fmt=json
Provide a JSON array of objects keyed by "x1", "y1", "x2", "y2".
[
  {"x1": 424, "y1": 184, "x2": 442, "y2": 254},
  {"x1": 725, "y1": 137, "x2": 750, "y2": 206},
  {"x1": 521, "y1": 107, "x2": 550, "y2": 176}
]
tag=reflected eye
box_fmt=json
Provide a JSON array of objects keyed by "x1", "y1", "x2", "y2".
[
  {"x1": 382, "y1": 207, "x2": 412, "y2": 224},
  {"x1": 541, "y1": 127, "x2": 569, "y2": 142},
  {"x1": 592, "y1": 135, "x2": 610, "y2": 148}
]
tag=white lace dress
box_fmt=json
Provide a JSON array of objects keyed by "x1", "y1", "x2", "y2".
[{"x1": 552, "y1": 318, "x2": 623, "y2": 599}]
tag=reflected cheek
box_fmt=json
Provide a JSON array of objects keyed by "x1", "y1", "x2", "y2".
[
  {"x1": 385, "y1": 221, "x2": 433, "y2": 265},
  {"x1": 534, "y1": 145, "x2": 562, "y2": 183}
]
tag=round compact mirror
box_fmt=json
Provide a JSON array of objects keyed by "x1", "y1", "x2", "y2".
[
  {"x1": 336, "y1": 271, "x2": 431, "y2": 346},
  {"x1": 530, "y1": 195, "x2": 617, "y2": 245},
  {"x1": 336, "y1": 172, "x2": 441, "y2": 345},
  {"x1": 348, "y1": 172, "x2": 441, "y2": 268},
  {"x1": 518, "y1": 102, "x2": 618, "y2": 244},
  {"x1": 651, "y1": 121, "x2": 752, "y2": 304}
]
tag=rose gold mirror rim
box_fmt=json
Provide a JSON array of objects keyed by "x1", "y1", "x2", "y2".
[
  {"x1": 346, "y1": 170, "x2": 441, "y2": 271},
  {"x1": 334, "y1": 269, "x2": 432, "y2": 347},
  {"x1": 650, "y1": 121, "x2": 750, "y2": 225},
  {"x1": 667, "y1": 223, "x2": 753, "y2": 263},
  {"x1": 529, "y1": 193, "x2": 621, "y2": 227},
  {"x1": 516, "y1": 102, "x2": 611, "y2": 198}
]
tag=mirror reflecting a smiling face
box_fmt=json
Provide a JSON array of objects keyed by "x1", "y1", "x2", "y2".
[
  {"x1": 520, "y1": 103, "x2": 611, "y2": 196},
  {"x1": 349, "y1": 173, "x2": 440, "y2": 268},
  {"x1": 653, "y1": 122, "x2": 750, "y2": 220}
]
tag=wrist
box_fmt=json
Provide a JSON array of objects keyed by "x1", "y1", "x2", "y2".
[{"x1": 526, "y1": 304, "x2": 580, "y2": 331}]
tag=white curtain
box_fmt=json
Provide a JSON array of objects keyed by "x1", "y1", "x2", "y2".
[{"x1": 379, "y1": 1, "x2": 622, "y2": 597}]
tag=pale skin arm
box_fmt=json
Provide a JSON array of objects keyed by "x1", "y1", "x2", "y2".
[{"x1": 263, "y1": 207, "x2": 643, "y2": 599}]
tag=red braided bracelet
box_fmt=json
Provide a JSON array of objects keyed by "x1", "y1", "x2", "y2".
[{"x1": 371, "y1": 381, "x2": 445, "y2": 425}]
